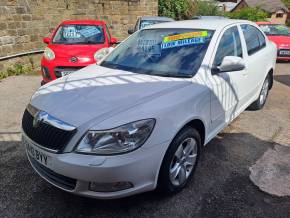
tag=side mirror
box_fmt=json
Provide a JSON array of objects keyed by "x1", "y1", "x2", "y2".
[
  {"x1": 128, "y1": 28, "x2": 134, "y2": 35},
  {"x1": 43, "y1": 37, "x2": 51, "y2": 44},
  {"x1": 110, "y1": 37, "x2": 118, "y2": 45},
  {"x1": 213, "y1": 56, "x2": 245, "y2": 74}
]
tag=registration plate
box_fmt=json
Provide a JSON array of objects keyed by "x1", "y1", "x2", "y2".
[
  {"x1": 23, "y1": 136, "x2": 52, "y2": 167},
  {"x1": 279, "y1": 50, "x2": 290, "y2": 56},
  {"x1": 61, "y1": 71, "x2": 74, "y2": 77}
]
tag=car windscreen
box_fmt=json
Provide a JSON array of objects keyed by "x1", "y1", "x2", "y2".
[
  {"x1": 259, "y1": 24, "x2": 290, "y2": 36},
  {"x1": 100, "y1": 28, "x2": 214, "y2": 78},
  {"x1": 140, "y1": 20, "x2": 170, "y2": 30},
  {"x1": 52, "y1": 25, "x2": 105, "y2": 44}
]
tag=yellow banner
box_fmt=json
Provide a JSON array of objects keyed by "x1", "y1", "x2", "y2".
[{"x1": 163, "y1": 31, "x2": 208, "y2": 43}]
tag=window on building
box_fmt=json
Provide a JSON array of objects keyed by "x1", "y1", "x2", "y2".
[{"x1": 276, "y1": 13, "x2": 284, "y2": 18}]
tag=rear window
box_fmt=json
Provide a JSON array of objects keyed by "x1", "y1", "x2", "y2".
[{"x1": 53, "y1": 24, "x2": 105, "y2": 45}]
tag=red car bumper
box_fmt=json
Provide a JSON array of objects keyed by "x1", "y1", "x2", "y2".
[
  {"x1": 41, "y1": 56, "x2": 96, "y2": 85},
  {"x1": 277, "y1": 56, "x2": 290, "y2": 61}
]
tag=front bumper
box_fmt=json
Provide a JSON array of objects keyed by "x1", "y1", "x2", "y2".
[
  {"x1": 277, "y1": 56, "x2": 290, "y2": 61},
  {"x1": 41, "y1": 57, "x2": 95, "y2": 84},
  {"x1": 24, "y1": 135, "x2": 169, "y2": 199}
]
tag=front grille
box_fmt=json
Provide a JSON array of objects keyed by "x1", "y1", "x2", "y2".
[
  {"x1": 29, "y1": 155, "x2": 77, "y2": 190},
  {"x1": 22, "y1": 109, "x2": 75, "y2": 152},
  {"x1": 278, "y1": 49, "x2": 290, "y2": 57},
  {"x1": 54, "y1": 66, "x2": 84, "y2": 78}
]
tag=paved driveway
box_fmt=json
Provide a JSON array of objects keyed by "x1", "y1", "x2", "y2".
[{"x1": 0, "y1": 63, "x2": 290, "y2": 218}]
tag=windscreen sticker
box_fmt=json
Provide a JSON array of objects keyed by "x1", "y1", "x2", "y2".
[
  {"x1": 161, "y1": 37, "x2": 205, "y2": 50},
  {"x1": 63, "y1": 26, "x2": 81, "y2": 38},
  {"x1": 137, "y1": 39, "x2": 161, "y2": 55},
  {"x1": 163, "y1": 31, "x2": 208, "y2": 43},
  {"x1": 79, "y1": 27, "x2": 101, "y2": 37}
]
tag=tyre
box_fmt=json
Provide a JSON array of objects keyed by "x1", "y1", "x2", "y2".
[
  {"x1": 248, "y1": 74, "x2": 270, "y2": 111},
  {"x1": 158, "y1": 126, "x2": 201, "y2": 194}
]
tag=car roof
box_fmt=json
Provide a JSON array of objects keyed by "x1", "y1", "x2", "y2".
[
  {"x1": 145, "y1": 19, "x2": 253, "y2": 31},
  {"x1": 140, "y1": 16, "x2": 175, "y2": 22},
  {"x1": 60, "y1": 20, "x2": 106, "y2": 25}
]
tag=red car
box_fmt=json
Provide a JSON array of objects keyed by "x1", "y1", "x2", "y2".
[
  {"x1": 257, "y1": 22, "x2": 290, "y2": 61},
  {"x1": 41, "y1": 20, "x2": 117, "y2": 85}
]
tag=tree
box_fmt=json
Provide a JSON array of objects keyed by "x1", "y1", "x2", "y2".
[
  {"x1": 282, "y1": 0, "x2": 290, "y2": 8},
  {"x1": 193, "y1": 0, "x2": 223, "y2": 16},
  {"x1": 158, "y1": 0, "x2": 194, "y2": 20}
]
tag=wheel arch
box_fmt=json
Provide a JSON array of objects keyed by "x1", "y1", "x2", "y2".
[
  {"x1": 155, "y1": 118, "x2": 206, "y2": 189},
  {"x1": 184, "y1": 119, "x2": 206, "y2": 146}
]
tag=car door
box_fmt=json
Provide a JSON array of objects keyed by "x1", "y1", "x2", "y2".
[
  {"x1": 208, "y1": 25, "x2": 249, "y2": 133},
  {"x1": 240, "y1": 24, "x2": 269, "y2": 101}
]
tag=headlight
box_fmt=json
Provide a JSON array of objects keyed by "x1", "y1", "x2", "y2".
[
  {"x1": 75, "y1": 119, "x2": 155, "y2": 155},
  {"x1": 94, "y1": 47, "x2": 113, "y2": 62},
  {"x1": 43, "y1": 47, "x2": 55, "y2": 61}
]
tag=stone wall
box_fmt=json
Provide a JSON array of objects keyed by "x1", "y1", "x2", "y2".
[{"x1": 0, "y1": 0, "x2": 158, "y2": 71}]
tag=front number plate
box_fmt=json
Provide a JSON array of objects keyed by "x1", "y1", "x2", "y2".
[
  {"x1": 280, "y1": 50, "x2": 290, "y2": 56},
  {"x1": 61, "y1": 71, "x2": 74, "y2": 77},
  {"x1": 23, "y1": 137, "x2": 52, "y2": 167}
]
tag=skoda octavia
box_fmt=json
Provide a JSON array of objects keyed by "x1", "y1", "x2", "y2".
[{"x1": 22, "y1": 19, "x2": 277, "y2": 199}]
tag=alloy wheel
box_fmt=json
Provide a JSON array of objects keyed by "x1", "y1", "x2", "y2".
[{"x1": 169, "y1": 138, "x2": 197, "y2": 186}]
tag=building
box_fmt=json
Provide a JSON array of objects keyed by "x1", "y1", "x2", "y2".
[{"x1": 231, "y1": 0, "x2": 289, "y2": 24}]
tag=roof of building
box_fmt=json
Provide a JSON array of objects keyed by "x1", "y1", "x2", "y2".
[
  {"x1": 232, "y1": 0, "x2": 289, "y2": 13},
  {"x1": 217, "y1": 1, "x2": 240, "y2": 12}
]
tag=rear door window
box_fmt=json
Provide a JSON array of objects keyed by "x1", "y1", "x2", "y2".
[{"x1": 241, "y1": 24, "x2": 266, "y2": 55}]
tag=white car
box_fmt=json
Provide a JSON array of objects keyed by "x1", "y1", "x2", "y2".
[{"x1": 22, "y1": 19, "x2": 277, "y2": 199}]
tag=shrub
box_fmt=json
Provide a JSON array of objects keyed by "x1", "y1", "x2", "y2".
[
  {"x1": 227, "y1": 7, "x2": 269, "y2": 21},
  {"x1": 0, "y1": 63, "x2": 36, "y2": 81}
]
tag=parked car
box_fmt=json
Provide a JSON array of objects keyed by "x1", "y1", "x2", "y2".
[
  {"x1": 41, "y1": 20, "x2": 118, "y2": 85},
  {"x1": 128, "y1": 16, "x2": 174, "y2": 34},
  {"x1": 22, "y1": 19, "x2": 276, "y2": 199},
  {"x1": 257, "y1": 22, "x2": 290, "y2": 61}
]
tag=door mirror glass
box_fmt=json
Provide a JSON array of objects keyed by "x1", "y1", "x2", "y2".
[
  {"x1": 43, "y1": 37, "x2": 51, "y2": 44},
  {"x1": 128, "y1": 28, "x2": 134, "y2": 35},
  {"x1": 215, "y1": 56, "x2": 245, "y2": 73}
]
